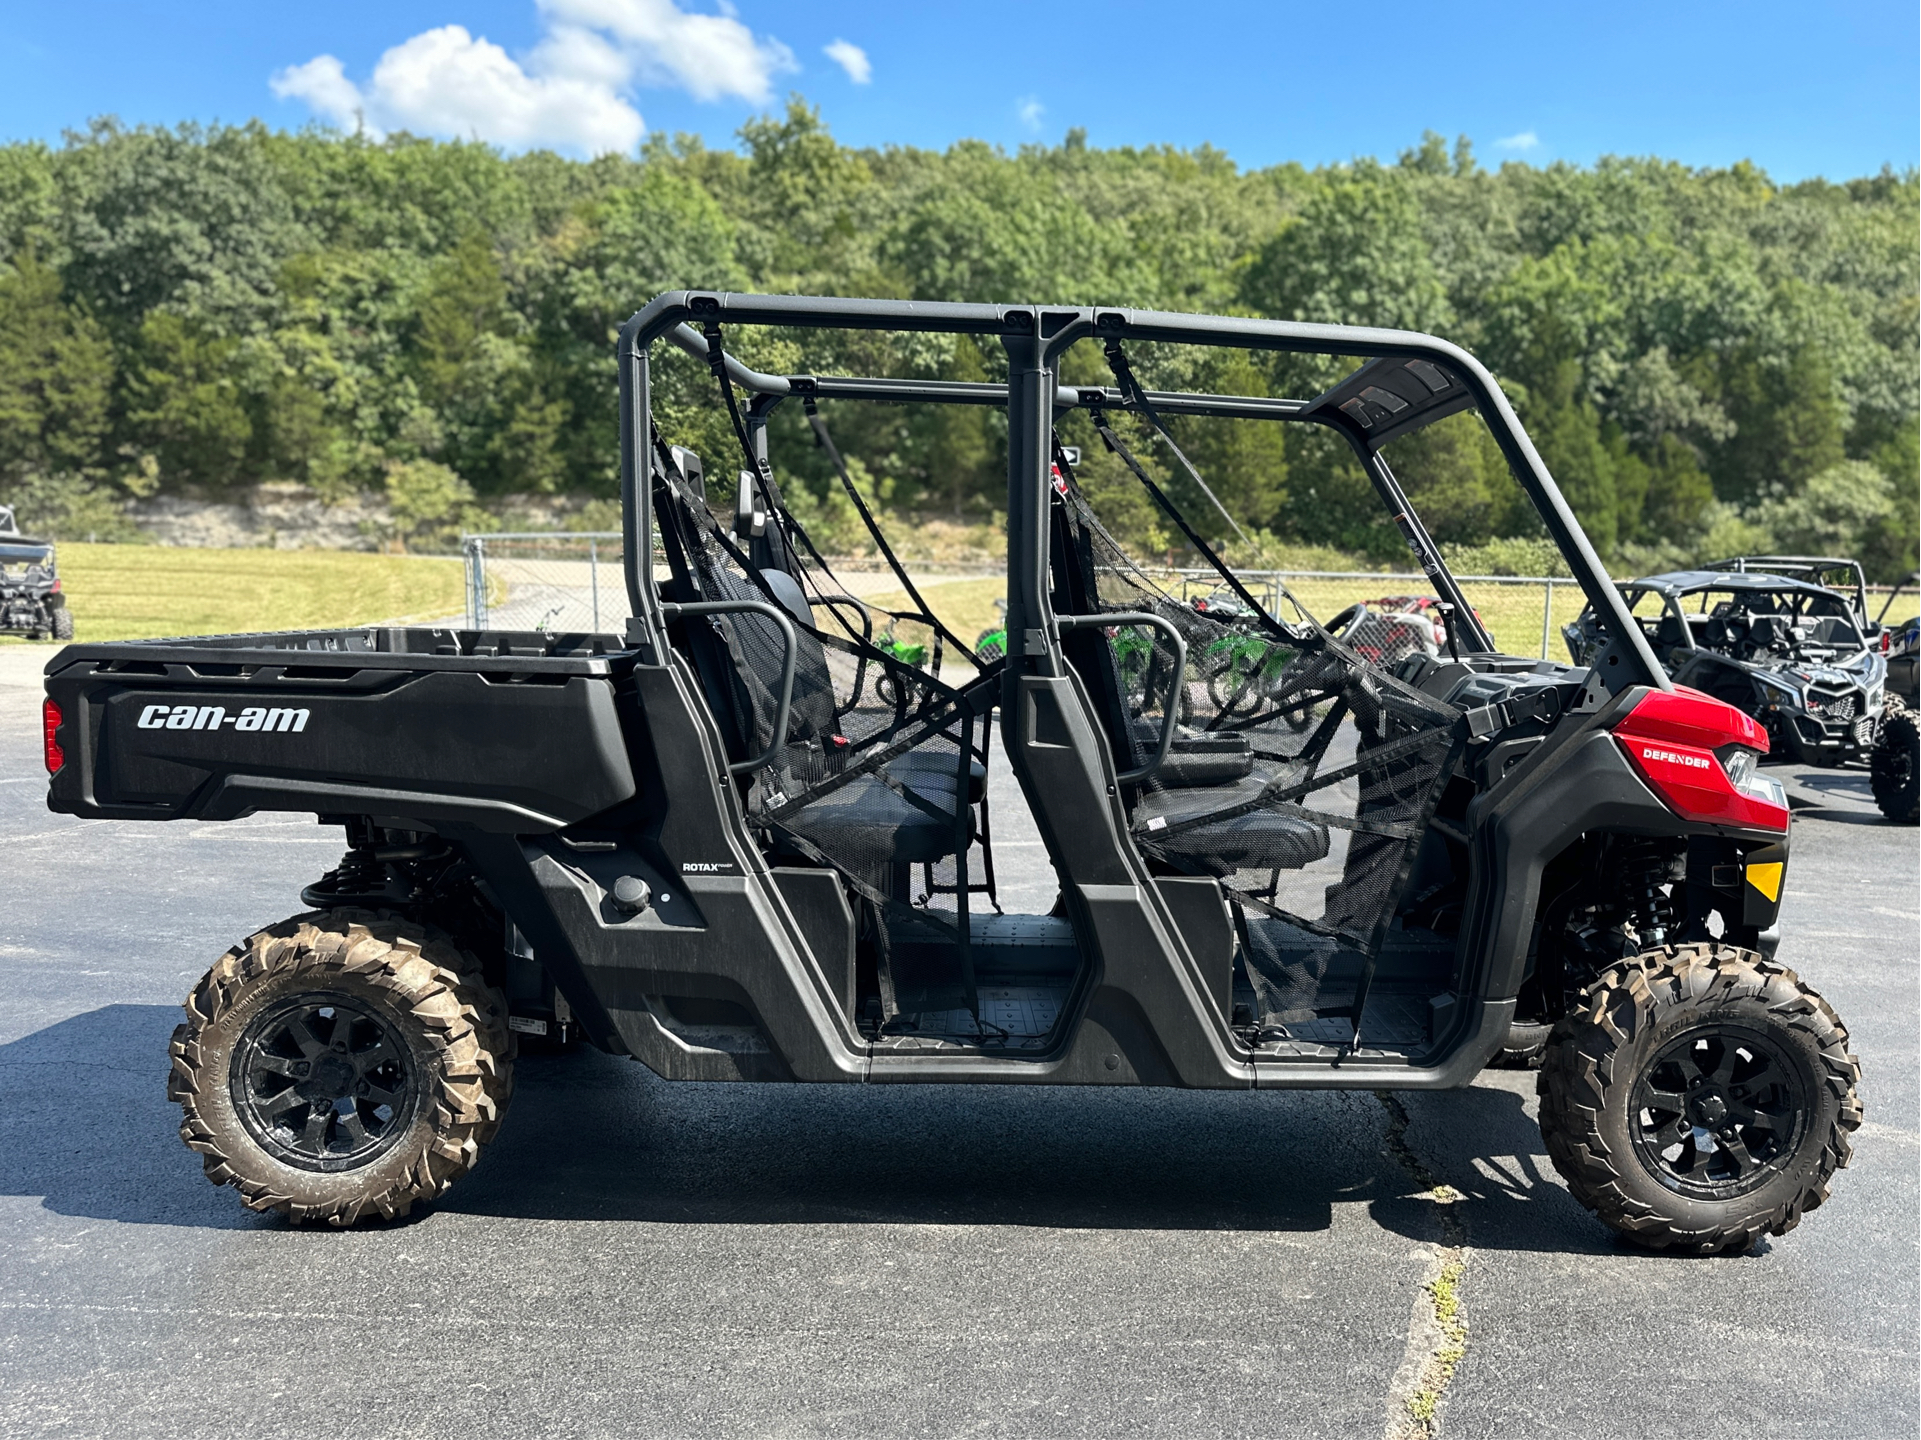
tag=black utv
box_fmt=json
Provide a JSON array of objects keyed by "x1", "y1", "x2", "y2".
[
  {"x1": 0, "y1": 505, "x2": 73, "y2": 641},
  {"x1": 42, "y1": 295, "x2": 1859, "y2": 1252},
  {"x1": 1565, "y1": 568, "x2": 1887, "y2": 768}
]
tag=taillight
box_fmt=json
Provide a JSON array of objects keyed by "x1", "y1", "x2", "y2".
[
  {"x1": 49, "y1": 578, "x2": 61, "y2": 594},
  {"x1": 1612, "y1": 688, "x2": 1787, "y2": 832},
  {"x1": 42, "y1": 698, "x2": 64, "y2": 775}
]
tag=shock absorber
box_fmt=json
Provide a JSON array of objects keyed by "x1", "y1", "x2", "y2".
[{"x1": 1617, "y1": 839, "x2": 1680, "y2": 949}]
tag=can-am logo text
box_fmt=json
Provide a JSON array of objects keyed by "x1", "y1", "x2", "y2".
[
  {"x1": 1639, "y1": 745, "x2": 1710, "y2": 770},
  {"x1": 137, "y1": 704, "x2": 309, "y2": 733}
]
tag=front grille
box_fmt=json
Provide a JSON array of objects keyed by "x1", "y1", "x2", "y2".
[{"x1": 1807, "y1": 687, "x2": 1856, "y2": 726}]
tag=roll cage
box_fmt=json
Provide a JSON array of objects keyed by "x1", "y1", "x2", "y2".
[
  {"x1": 1704, "y1": 556, "x2": 1871, "y2": 627},
  {"x1": 614, "y1": 294, "x2": 1668, "y2": 697},
  {"x1": 1612, "y1": 573, "x2": 1869, "y2": 659}
]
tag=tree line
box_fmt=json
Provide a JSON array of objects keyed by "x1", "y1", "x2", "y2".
[{"x1": 0, "y1": 106, "x2": 1913, "y2": 577}]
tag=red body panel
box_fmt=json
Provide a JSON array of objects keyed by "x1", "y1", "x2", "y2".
[{"x1": 1611, "y1": 687, "x2": 1787, "y2": 832}]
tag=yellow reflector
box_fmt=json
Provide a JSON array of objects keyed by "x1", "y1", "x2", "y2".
[{"x1": 1746, "y1": 861, "x2": 1784, "y2": 903}]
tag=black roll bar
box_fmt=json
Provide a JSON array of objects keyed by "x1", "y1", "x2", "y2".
[{"x1": 618, "y1": 292, "x2": 1670, "y2": 695}]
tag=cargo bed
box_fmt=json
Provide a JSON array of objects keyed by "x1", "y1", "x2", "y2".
[{"x1": 43, "y1": 627, "x2": 640, "y2": 833}]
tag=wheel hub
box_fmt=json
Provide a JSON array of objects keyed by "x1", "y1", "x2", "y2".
[
  {"x1": 230, "y1": 995, "x2": 417, "y2": 1173},
  {"x1": 1691, "y1": 1090, "x2": 1729, "y2": 1126},
  {"x1": 1628, "y1": 1024, "x2": 1807, "y2": 1200}
]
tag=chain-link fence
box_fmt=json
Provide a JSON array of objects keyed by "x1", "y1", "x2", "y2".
[
  {"x1": 1170, "y1": 569, "x2": 1585, "y2": 659},
  {"x1": 460, "y1": 536, "x2": 1913, "y2": 660},
  {"x1": 462, "y1": 532, "x2": 635, "y2": 634}
]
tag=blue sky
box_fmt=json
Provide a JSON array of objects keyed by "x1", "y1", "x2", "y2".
[{"x1": 1, "y1": 1, "x2": 1914, "y2": 180}]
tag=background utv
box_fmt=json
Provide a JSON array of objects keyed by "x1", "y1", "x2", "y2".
[
  {"x1": 42, "y1": 295, "x2": 1859, "y2": 1253},
  {"x1": 0, "y1": 505, "x2": 73, "y2": 642}
]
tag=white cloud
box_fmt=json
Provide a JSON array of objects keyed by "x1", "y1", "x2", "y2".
[
  {"x1": 543, "y1": 0, "x2": 795, "y2": 103},
  {"x1": 1017, "y1": 95, "x2": 1045, "y2": 133},
  {"x1": 823, "y1": 38, "x2": 871, "y2": 85},
  {"x1": 1495, "y1": 130, "x2": 1541, "y2": 152},
  {"x1": 271, "y1": 1, "x2": 807, "y2": 155},
  {"x1": 271, "y1": 55, "x2": 366, "y2": 131}
]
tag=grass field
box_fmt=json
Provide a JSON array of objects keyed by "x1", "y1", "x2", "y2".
[
  {"x1": 12, "y1": 542, "x2": 1590, "y2": 663},
  {"x1": 870, "y1": 572, "x2": 1590, "y2": 662},
  {"x1": 1, "y1": 544, "x2": 467, "y2": 645}
]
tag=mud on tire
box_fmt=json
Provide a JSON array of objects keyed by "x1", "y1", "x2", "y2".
[
  {"x1": 168, "y1": 909, "x2": 514, "y2": 1226},
  {"x1": 1537, "y1": 943, "x2": 1861, "y2": 1254}
]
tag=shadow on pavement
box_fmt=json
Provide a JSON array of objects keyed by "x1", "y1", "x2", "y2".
[
  {"x1": 2, "y1": 1006, "x2": 1635, "y2": 1252},
  {"x1": 1369, "y1": 1083, "x2": 1623, "y2": 1256},
  {"x1": 1789, "y1": 807, "x2": 1895, "y2": 826},
  {"x1": 0, "y1": 1003, "x2": 265, "y2": 1230},
  {"x1": 1795, "y1": 772, "x2": 1874, "y2": 799},
  {"x1": 447, "y1": 1048, "x2": 1385, "y2": 1231}
]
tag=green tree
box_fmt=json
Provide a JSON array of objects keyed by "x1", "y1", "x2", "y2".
[
  {"x1": 1241, "y1": 163, "x2": 1454, "y2": 333},
  {"x1": 0, "y1": 250, "x2": 112, "y2": 482},
  {"x1": 125, "y1": 311, "x2": 253, "y2": 488}
]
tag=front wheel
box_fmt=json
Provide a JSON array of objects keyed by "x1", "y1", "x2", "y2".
[
  {"x1": 169, "y1": 910, "x2": 514, "y2": 1225},
  {"x1": 1537, "y1": 944, "x2": 1860, "y2": 1254},
  {"x1": 1870, "y1": 708, "x2": 1918, "y2": 824}
]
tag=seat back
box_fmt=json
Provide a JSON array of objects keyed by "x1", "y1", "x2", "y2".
[
  {"x1": 652, "y1": 452, "x2": 838, "y2": 768},
  {"x1": 1047, "y1": 488, "x2": 1146, "y2": 780}
]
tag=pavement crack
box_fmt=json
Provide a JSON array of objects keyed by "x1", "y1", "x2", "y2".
[{"x1": 1377, "y1": 1091, "x2": 1469, "y2": 1440}]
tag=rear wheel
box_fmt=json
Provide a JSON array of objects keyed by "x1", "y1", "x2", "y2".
[
  {"x1": 1870, "y1": 708, "x2": 1918, "y2": 824},
  {"x1": 49, "y1": 604, "x2": 73, "y2": 641},
  {"x1": 169, "y1": 909, "x2": 513, "y2": 1225},
  {"x1": 1537, "y1": 944, "x2": 1859, "y2": 1254}
]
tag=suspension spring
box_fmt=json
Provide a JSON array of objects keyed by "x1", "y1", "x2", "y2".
[{"x1": 1618, "y1": 840, "x2": 1678, "y2": 948}]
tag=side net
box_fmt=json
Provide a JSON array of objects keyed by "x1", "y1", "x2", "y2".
[
  {"x1": 650, "y1": 413, "x2": 1004, "y2": 1036},
  {"x1": 1052, "y1": 426, "x2": 1466, "y2": 1047}
]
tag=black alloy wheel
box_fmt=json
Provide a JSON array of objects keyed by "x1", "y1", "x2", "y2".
[
  {"x1": 231, "y1": 994, "x2": 418, "y2": 1172},
  {"x1": 1537, "y1": 943, "x2": 1860, "y2": 1253},
  {"x1": 1628, "y1": 1025, "x2": 1806, "y2": 1199}
]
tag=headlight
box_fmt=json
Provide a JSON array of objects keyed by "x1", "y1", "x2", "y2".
[
  {"x1": 1719, "y1": 745, "x2": 1787, "y2": 810},
  {"x1": 1753, "y1": 673, "x2": 1802, "y2": 707},
  {"x1": 1721, "y1": 747, "x2": 1757, "y2": 790}
]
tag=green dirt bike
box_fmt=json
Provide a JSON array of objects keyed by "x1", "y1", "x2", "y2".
[
  {"x1": 1108, "y1": 620, "x2": 1194, "y2": 723},
  {"x1": 873, "y1": 626, "x2": 930, "y2": 710},
  {"x1": 974, "y1": 599, "x2": 1008, "y2": 666},
  {"x1": 1191, "y1": 596, "x2": 1314, "y2": 729}
]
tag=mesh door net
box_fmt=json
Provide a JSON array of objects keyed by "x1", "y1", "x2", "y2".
[
  {"x1": 1050, "y1": 449, "x2": 1465, "y2": 1046},
  {"x1": 650, "y1": 430, "x2": 1005, "y2": 1032}
]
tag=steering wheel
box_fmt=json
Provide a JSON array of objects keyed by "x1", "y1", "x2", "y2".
[{"x1": 1325, "y1": 603, "x2": 1367, "y2": 639}]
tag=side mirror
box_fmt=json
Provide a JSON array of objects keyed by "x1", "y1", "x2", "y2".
[{"x1": 735, "y1": 471, "x2": 767, "y2": 539}]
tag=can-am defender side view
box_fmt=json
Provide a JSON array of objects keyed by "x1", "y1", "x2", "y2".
[
  {"x1": 0, "y1": 506, "x2": 73, "y2": 641},
  {"x1": 42, "y1": 295, "x2": 1859, "y2": 1251},
  {"x1": 1565, "y1": 569, "x2": 1887, "y2": 768}
]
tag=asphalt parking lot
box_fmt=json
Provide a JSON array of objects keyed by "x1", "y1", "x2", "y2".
[{"x1": 0, "y1": 644, "x2": 1914, "y2": 1438}]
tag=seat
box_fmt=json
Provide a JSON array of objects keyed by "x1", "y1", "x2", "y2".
[
  {"x1": 1046, "y1": 488, "x2": 1328, "y2": 872},
  {"x1": 1133, "y1": 775, "x2": 1331, "y2": 871},
  {"x1": 653, "y1": 458, "x2": 973, "y2": 892},
  {"x1": 786, "y1": 771, "x2": 970, "y2": 865}
]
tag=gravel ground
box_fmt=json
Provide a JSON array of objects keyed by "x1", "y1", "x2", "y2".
[{"x1": 0, "y1": 645, "x2": 1912, "y2": 1438}]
